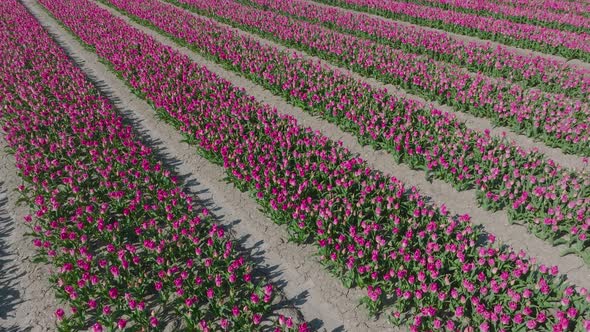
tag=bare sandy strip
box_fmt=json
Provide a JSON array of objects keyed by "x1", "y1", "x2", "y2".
[
  {"x1": 89, "y1": 0, "x2": 590, "y2": 289},
  {"x1": 22, "y1": 1, "x2": 403, "y2": 330},
  {"x1": 0, "y1": 134, "x2": 58, "y2": 332}
]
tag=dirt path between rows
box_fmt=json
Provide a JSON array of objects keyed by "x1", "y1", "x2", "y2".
[
  {"x1": 94, "y1": 0, "x2": 590, "y2": 287},
  {"x1": 23, "y1": 1, "x2": 401, "y2": 330},
  {"x1": 0, "y1": 135, "x2": 58, "y2": 332},
  {"x1": 308, "y1": 0, "x2": 590, "y2": 70}
]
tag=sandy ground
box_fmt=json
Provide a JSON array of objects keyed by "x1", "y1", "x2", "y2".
[
  {"x1": 0, "y1": 135, "x2": 58, "y2": 332},
  {"x1": 94, "y1": 0, "x2": 590, "y2": 287},
  {"x1": 309, "y1": 0, "x2": 590, "y2": 71}
]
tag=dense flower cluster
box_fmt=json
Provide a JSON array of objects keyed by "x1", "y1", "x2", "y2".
[
  {"x1": 39, "y1": 0, "x2": 590, "y2": 330},
  {"x1": 314, "y1": 0, "x2": 590, "y2": 61},
  {"x1": 0, "y1": 1, "x2": 306, "y2": 331},
  {"x1": 170, "y1": 0, "x2": 590, "y2": 156},
  {"x1": 241, "y1": 0, "x2": 590, "y2": 99},
  {"x1": 492, "y1": 0, "x2": 590, "y2": 16},
  {"x1": 399, "y1": 0, "x2": 590, "y2": 32},
  {"x1": 118, "y1": 0, "x2": 590, "y2": 257}
]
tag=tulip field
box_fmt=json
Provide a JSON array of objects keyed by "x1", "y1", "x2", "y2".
[{"x1": 0, "y1": 0, "x2": 589, "y2": 331}]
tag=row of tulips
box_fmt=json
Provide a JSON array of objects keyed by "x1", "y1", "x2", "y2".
[
  {"x1": 490, "y1": 0, "x2": 590, "y2": 17},
  {"x1": 101, "y1": 0, "x2": 590, "y2": 260},
  {"x1": 241, "y1": 0, "x2": 590, "y2": 100},
  {"x1": 0, "y1": 1, "x2": 306, "y2": 331},
  {"x1": 166, "y1": 0, "x2": 590, "y2": 157},
  {"x1": 312, "y1": 0, "x2": 590, "y2": 61},
  {"x1": 396, "y1": 0, "x2": 590, "y2": 33},
  {"x1": 39, "y1": 0, "x2": 590, "y2": 330}
]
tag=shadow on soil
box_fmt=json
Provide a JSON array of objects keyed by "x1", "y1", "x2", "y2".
[{"x1": 0, "y1": 181, "x2": 26, "y2": 329}]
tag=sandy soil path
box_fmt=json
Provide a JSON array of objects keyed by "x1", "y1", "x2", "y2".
[{"x1": 0, "y1": 136, "x2": 58, "y2": 332}]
